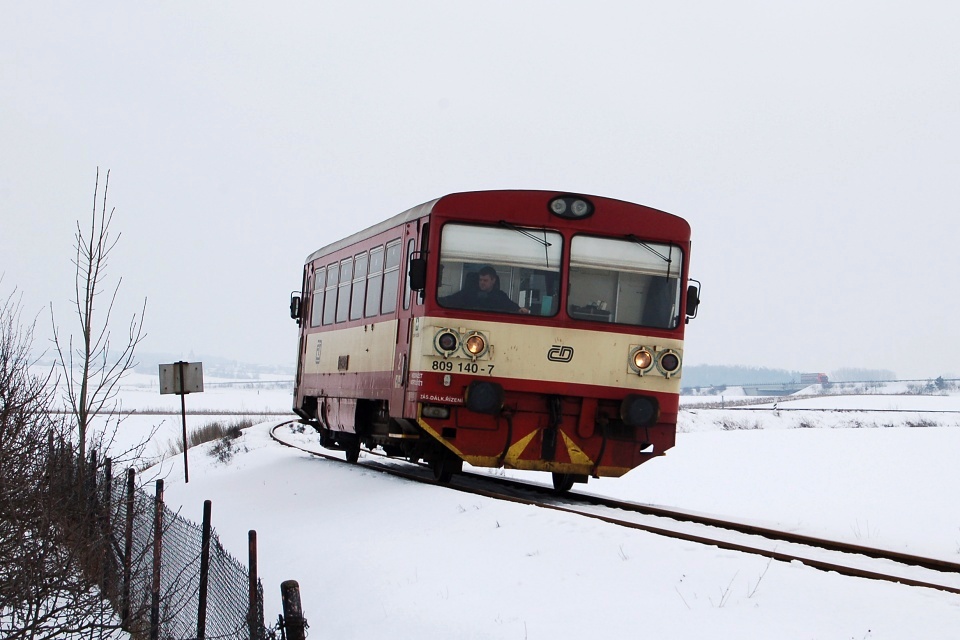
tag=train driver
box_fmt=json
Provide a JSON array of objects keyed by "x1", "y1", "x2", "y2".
[{"x1": 440, "y1": 265, "x2": 530, "y2": 314}]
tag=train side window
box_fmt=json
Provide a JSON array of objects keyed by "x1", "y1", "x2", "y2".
[
  {"x1": 365, "y1": 246, "x2": 385, "y2": 317},
  {"x1": 336, "y1": 257, "x2": 353, "y2": 323},
  {"x1": 323, "y1": 262, "x2": 339, "y2": 326},
  {"x1": 350, "y1": 252, "x2": 368, "y2": 321},
  {"x1": 381, "y1": 239, "x2": 402, "y2": 314},
  {"x1": 310, "y1": 267, "x2": 325, "y2": 328}
]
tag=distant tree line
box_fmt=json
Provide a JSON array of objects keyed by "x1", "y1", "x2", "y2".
[
  {"x1": 829, "y1": 368, "x2": 897, "y2": 382},
  {"x1": 682, "y1": 365, "x2": 899, "y2": 388},
  {"x1": 130, "y1": 353, "x2": 292, "y2": 379},
  {"x1": 682, "y1": 365, "x2": 808, "y2": 388}
]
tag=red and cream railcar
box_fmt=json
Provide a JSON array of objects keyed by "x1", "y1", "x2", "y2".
[{"x1": 290, "y1": 191, "x2": 699, "y2": 490}]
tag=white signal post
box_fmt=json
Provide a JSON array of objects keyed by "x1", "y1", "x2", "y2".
[{"x1": 159, "y1": 361, "x2": 204, "y2": 483}]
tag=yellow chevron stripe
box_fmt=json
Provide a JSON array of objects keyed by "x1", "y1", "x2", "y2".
[
  {"x1": 503, "y1": 430, "x2": 538, "y2": 466},
  {"x1": 416, "y1": 411, "x2": 466, "y2": 458},
  {"x1": 560, "y1": 430, "x2": 594, "y2": 466}
]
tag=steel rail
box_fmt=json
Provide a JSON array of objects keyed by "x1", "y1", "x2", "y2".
[
  {"x1": 713, "y1": 407, "x2": 960, "y2": 414},
  {"x1": 465, "y1": 474, "x2": 960, "y2": 575},
  {"x1": 268, "y1": 421, "x2": 960, "y2": 596}
]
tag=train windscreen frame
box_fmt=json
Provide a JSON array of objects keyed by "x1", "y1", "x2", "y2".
[
  {"x1": 568, "y1": 234, "x2": 684, "y2": 329},
  {"x1": 435, "y1": 222, "x2": 563, "y2": 316}
]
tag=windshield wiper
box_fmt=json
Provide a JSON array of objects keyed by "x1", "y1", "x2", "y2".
[
  {"x1": 626, "y1": 234, "x2": 674, "y2": 278},
  {"x1": 626, "y1": 234, "x2": 672, "y2": 263},
  {"x1": 499, "y1": 220, "x2": 553, "y2": 267},
  {"x1": 499, "y1": 221, "x2": 552, "y2": 248}
]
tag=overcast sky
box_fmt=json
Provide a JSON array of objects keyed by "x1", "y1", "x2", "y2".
[{"x1": 2, "y1": 2, "x2": 958, "y2": 379}]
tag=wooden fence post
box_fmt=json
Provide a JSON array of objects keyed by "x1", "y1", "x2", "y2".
[{"x1": 280, "y1": 580, "x2": 305, "y2": 640}]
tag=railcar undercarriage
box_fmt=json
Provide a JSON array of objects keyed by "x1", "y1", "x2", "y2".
[
  {"x1": 298, "y1": 389, "x2": 674, "y2": 490},
  {"x1": 301, "y1": 397, "x2": 461, "y2": 481}
]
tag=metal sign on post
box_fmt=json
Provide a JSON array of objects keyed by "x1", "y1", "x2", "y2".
[{"x1": 159, "y1": 361, "x2": 204, "y2": 483}]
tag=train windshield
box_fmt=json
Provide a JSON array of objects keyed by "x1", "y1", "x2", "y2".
[
  {"x1": 436, "y1": 223, "x2": 563, "y2": 316},
  {"x1": 568, "y1": 235, "x2": 683, "y2": 329}
]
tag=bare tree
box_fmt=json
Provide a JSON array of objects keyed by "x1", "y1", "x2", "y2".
[
  {"x1": 2, "y1": 173, "x2": 207, "y2": 638},
  {"x1": 0, "y1": 288, "x2": 126, "y2": 639},
  {"x1": 51, "y1": 168, "x2": 147, "y2": 471}
]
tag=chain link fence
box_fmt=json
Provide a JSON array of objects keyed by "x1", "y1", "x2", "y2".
[{"x1": 96, "y1": 460, "x2": 270, "y2": 640}]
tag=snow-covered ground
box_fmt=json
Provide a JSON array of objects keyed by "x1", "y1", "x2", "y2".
[
  {"x1": 78, "y1": 371, "x2": 292, "y2": 461},
  {"x1": 109, "y1": 381, "x2": 960, "y2": 638}
]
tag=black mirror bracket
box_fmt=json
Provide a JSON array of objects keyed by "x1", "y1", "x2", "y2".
[
  {"x1": 289, "y1": 291, "x2": 302, "y2": 325},
  {"x1": 409, "y1": 252, "x2": 427, "y2": 292},
  {"x1": 685, "y1": 279, "x2": 701, "y2": 322}
]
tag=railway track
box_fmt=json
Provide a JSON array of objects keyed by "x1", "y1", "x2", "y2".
[{"x1": 269, "y1": 420, "x2": 960, "y2": 596}]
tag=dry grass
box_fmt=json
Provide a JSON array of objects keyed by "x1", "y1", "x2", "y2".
[{"x1": 164, "y1": 417, "x2": 255, "y2": 457}]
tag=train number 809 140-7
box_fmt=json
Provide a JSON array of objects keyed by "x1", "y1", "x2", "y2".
[{"x1": 430, "y1": 360, "x2": 494, "y2": 375}]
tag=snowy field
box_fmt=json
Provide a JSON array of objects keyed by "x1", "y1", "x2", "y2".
[
  {"x1": 80, "y1": 371, "x2": 292, "y2": 462},
  {"x1": 106, "y1": 379, "x2": 960, "y2": 638}
]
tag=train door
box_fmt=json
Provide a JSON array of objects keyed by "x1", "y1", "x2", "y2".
[
  {"x1": 390, "y1": 222, "x2": 423, "y2": 419},
  {"x1": 294, "y1": 264, "x2": 313, "y2": 401}
]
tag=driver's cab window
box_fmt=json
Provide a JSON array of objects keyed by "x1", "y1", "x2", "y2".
[
  {"x1": 436, "y1": 223, "x2": 562, "y2": 316},
  {"x1": 568, "y1": 235, "x2": 683, "y2": 329}
]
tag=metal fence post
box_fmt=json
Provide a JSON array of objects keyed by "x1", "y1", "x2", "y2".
[
  {"x1": 102, "y1": 458, "x2": 113, "y2": 595},
  {"x1": 122, "y1": 468, "x2": 135, "y2": 629},
  {"x1": 197, "y1": 500, "x2": 212, "y2": 640},
  {"x1": 87, "y1": 449, "x2": 98, "y2": 536},
  {"x1": 248, "y1": 530, "x2": 259, "y2": 640},
  {"x1": 280, "y1": 580, "x2": 305, "y2": 640},
  {"x1": 178, "y1": 360, "x2": 190, "y2": 484},
  {"x1": 150, "y1": 479, "x2": 164, "y2": 640}
]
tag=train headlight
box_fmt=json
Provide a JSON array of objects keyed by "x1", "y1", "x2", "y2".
[
  {"x1": 621, "y1": 394, "x2": 659, "y2": 427},
  {"x1": 571, "y1": 199, "x2": 591, "y2": 217},
  {"x1": 462, "y1": 331, "x2": 488, "y2": 358},
  {"x1": 657, "y1": 349, "x2": 682, "y2": 378},
  {"x1": 629, "y1": 346, "x2": 656, "y2": 375},
  {"x1": 549, "y1": 198, "x2": 568, "y2": 216},
  {"x1": 465, "y1": 381, "x2": 504, "y2": 415},
  {"x1": 548, "y1": 195, "x2": 594, "y2": 219},
  {"x1": 421, "y1": 404, "x2": 451, "y2": 420},
  {"x1": 434, "y1": 329, "x2": 460, "y2": 356}
]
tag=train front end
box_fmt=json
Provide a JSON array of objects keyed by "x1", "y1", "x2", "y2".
[{"x1": 407, "y1": 191, "x2": 697, "y2": 487}]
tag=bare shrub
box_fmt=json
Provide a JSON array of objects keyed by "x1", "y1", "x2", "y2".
[
  {"x1": 209, "y1": 434, "x2": 245, "y2": 464},
  {"x1": 719, "y1": 418, "x2": 762, "y2": 431},
  {"x1": 0, "y1": 289, "x2": 126, "y2": 639},
  {"x1": 165, "y1": 418, "x2": 255, "y2": 458}
]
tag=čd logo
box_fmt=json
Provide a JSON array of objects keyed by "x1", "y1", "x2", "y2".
[{"x1": 547, "y1": 345, "x2": 574, "y2": 363}]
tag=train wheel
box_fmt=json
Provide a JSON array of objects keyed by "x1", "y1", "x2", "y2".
[
  {"x1": 318, "y1": 429, "x2": 334, "y2": 449},
  {"x1": 431, "y1": 454, "x2": 462, "y2": 484},
  {"x1": 552, "y1": 473, "x2": 575, "y2": 493},
  {"x1": 383, "y1": 444, "x2": 403, "y2": 457},
  {"x1": 345, "y1": 441, "x2": 361, "y2": 464}
]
